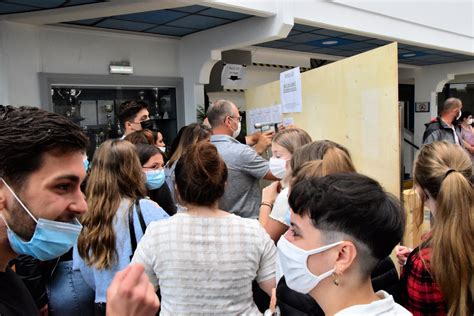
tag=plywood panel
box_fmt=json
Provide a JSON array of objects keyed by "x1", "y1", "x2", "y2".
[{"x1": 245, "y1": 43, "x2": 400, "y2": 197}]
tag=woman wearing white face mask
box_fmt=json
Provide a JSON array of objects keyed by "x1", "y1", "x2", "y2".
[
  {"x1": 259, "y1": 128, "x2": 311, "y2": 228},
  {"x1": 279, "y1": 173, "x2": 410, "y2": 315},
  {"x1": 459, "y1": 111, "x2": 474, "y2": 163}
]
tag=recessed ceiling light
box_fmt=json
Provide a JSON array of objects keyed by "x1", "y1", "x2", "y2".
[
  {"x1": 322, "y1": 40, "x2": 339, "y2": 45},
  {"x1": 403, "y1": 53, "x2": 416, "y2": 57}
]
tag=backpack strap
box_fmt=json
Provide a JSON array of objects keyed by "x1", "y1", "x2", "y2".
[
  {"x1": 128, "y1": 199, "x2": 148, "y2": 261},
  {"x1": 135, "y1": 199, "x2": 147, "y2": 233}
]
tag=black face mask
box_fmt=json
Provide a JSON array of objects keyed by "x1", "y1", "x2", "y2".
[{"x1": 140, "y1": 119, "x2": 154, "y2": 130}]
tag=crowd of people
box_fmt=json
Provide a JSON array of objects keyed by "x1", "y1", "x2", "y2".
[{"x1": 0, "y1": 98, "x2": 472, "y2": 316}]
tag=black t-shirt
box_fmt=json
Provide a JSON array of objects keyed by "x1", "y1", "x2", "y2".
[{"x1": 0, "y1": 267, "x2": 38, "y2": 316}]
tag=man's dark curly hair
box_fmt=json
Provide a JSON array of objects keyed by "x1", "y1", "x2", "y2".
[
  {"x1": 0, "y1": 105, "x2": 89, "y2": 190},
  {"x1": 118, "y1": 100, "x2": 148, "y2": 126}
]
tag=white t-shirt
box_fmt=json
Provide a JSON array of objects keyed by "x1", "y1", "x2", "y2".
[
  {"x1": 269, "y1": 187, "x2": 291, "y2": 226},
  {"x1": 335, "y1": 290, "x2": 412, "y2": 315}
]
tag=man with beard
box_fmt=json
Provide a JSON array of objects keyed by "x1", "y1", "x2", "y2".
[
  {"x1": 423, "y1": 97, "x2": 464, "y2": 146},
  {"x1": 0, "y1": 105, "x2": 159, "y2": 316}
]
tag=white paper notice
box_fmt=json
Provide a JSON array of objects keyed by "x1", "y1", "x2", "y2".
[
  {"x1": 247, "y1": 104, "x2": 282, "y2": 134},
  {"x1": 280, "y1": 67, "x2": 302, "y2": 113},
  {"x1": 282, "y1": 117, "x2": 294, "y2": 126}
]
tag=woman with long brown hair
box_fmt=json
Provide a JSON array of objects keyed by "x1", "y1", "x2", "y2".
[
  {"x1": 399, "y1": 141, "x2": 473, "y2": 316},
  {"x1": 164, "y1": 123, "x2": 212, "y2": 203},
  {"x1": 73, "y1": 140, "x2": 168, "y2": 314}
]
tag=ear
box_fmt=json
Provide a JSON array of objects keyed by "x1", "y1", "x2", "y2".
[{"x1": 334, "y1": 241, "x2": 357, "y2": 274}]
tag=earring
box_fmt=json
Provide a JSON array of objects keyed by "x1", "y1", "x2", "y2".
[{"x1": 332, "y1": 271, "x2": 340, "y2": 286}]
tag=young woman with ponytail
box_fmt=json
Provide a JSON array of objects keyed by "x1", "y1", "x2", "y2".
[{"x1": 399, "y1": 141, "x2": 474, "y2": 316}]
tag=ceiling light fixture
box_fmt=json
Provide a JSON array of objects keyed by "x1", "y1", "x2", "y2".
[
  {"x1": 109, "y1": 62, "x2": 133, "y2": 75},
  {"x1": 321, "y1": 40, "x2": 339, "y2": 45},
  {"x1": 402, "y1": 53, "x2": 416, "y2": 58}
]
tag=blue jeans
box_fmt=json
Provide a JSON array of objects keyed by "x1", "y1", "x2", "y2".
[{"x1": 47, "y1": 261, "x2": 95, "y2": 316}]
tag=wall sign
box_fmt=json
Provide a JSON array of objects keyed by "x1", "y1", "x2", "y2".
[{"x1": 415, "y1": 102, "x2": 430, "y2": 112}]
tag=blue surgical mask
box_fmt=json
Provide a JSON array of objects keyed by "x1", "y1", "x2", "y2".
[
  {"x1": 0, "y1": 178, "x2": 82, "y2": 261},
  {"x1": 145, "y1": 169, "x2": 165, "y2": 190},
  {"x1": 83, "y1": 158, "x2": 89, "y2": 172}
]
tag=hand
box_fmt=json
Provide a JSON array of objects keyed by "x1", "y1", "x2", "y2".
[
  {"x1": 106, "y1": 264, "x2": 160, "y2": 316},
  {"x1": 263, "y1": 288, "x2": 278, "y2": 316},
  {"x1": 396, "y1": 246, "x2": 412, "y2": 266},
  {"x1": 254, "y1": 131, "x2": 274, "y2": 155},
  {"x1": 270, "y1": 288, "x2": 277, "y2": 313},
  {"x1": 262, "y1": 181, "x2": 281, "y2": 206}
]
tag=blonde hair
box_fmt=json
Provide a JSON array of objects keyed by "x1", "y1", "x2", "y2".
[
  {"x1": 272, "y1": 128, "x2": 312, "y2": 155},
  {"x1": 413, "y1": 141, "x2": 474, "y2": 316},
  {"x1": 77, "y1": 140, "x2": 147, "y2": 270},
  {"x1": 291, "y1": 140, "x2": 356, "y2": 177},
  {"x1": 291, "y1": 151, "x2": 356, "y2": 187}
]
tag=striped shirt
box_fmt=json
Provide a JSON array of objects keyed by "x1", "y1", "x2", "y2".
[{"x1": 132, "y1": 213, "x2": 276, "y2": 315}]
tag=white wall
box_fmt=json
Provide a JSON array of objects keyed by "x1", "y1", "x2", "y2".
[
  {"x1": 0, "y1": 21, "x2": 179, "y2": 107},
  {"x1": 334, "y1": 0, "x2": 473, "y2": 38}
]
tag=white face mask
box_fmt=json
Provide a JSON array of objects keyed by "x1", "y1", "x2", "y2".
[
  {"x1": 277, "y1": 235, "x2": 343, "y2": 294},
  {"x1": 467, "y1": 118, "x2": 473, "y2": 125},
  {"x1": 269, "y1": 157, "x2": 287, "y2": 179},
  {"x1": 232, "y1": 122, "x2": 241, "y2": 138},
  {"x1": 456, "y1": 110, "x2": 462, "y2": 121},
  {"x1": 158, "y1": 146, "x2": 166, "y2": 153}
]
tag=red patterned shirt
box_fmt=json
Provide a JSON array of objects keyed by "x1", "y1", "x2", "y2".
[{"x1": 399, "y1": 246, "x2": 447, "y2": 315}]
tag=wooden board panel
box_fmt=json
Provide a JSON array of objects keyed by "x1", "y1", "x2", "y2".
[{"x1": 245, "y1": 43, "x2": 400, "y2": 197}]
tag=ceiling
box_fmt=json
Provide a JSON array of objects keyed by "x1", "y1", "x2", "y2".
[
  {"x1": 256, "y1": 24, "x2": 474, "y2": 66},
  {"x1": 0, "y1": 0, "x2": 102, "y2": 13},
  {"x1": 65, "y1": 4, "x2": 251, "y2": 37},
  {"x1": 0, "y1": 1, "x2": 473, "y2": 66}
]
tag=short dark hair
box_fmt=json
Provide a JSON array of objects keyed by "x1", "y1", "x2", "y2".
[
  {"x1": 0, "y1": 105, "x2": 89, "y2": 189},
  {"x1": 118, "y1": 100, "x2": 148, "y2": 126},
  {"x1": 459, "y1": 110, "x2": 472, "y2": 121},
  {"x1": 134, "y1": 143, "x2": 163, "y2": 166},
  {"x1": 289, "y1": 173, "x2": 404, "y2": 275},
  {"x1": 175, "y1": 142, "x2": 227, "y2": 206}
]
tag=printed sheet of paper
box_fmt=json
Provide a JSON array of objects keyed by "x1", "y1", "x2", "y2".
[
  {"x1": 280, "y1": 67, "x2": 302, "y2": 113},
  {"x1": 247, "y1": 104, "x2": 282, "y2": 134},
  {"x1": 282, "y1": 117, "x2": 294, "y2": 126}
]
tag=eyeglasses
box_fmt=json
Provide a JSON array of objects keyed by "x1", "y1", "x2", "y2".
[
  {"x1": 229, "y1": 116, "x2": 242, "y2": 122},
  {"x1": 143, "y1": 164, "x2": 163, "y2": 171}
]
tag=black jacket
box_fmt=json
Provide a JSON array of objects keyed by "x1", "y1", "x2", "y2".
[
  {"x1": 276, "y1": 256, "x2": 399, "y2": 315},
  {"x1": 423, "y1": 117, "x2": 463, "y2": 146},
  {"x1": 148, "y1": 182, "x2": 176, "y2": 216}
]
